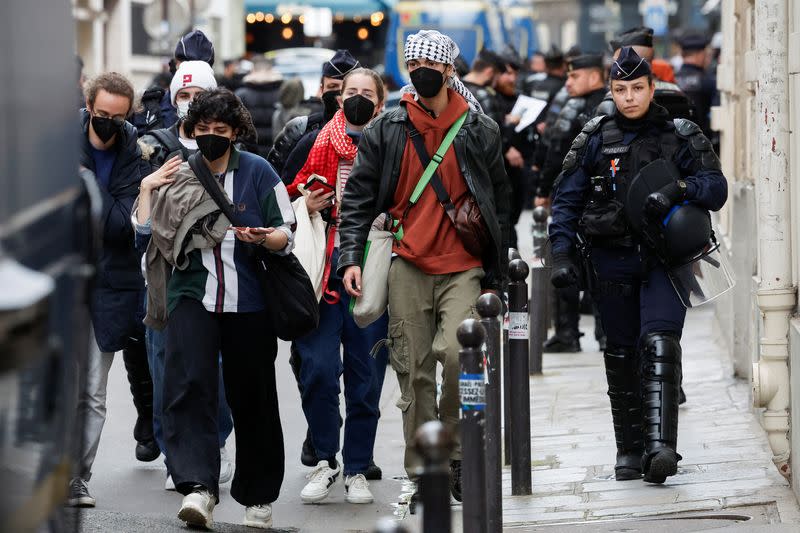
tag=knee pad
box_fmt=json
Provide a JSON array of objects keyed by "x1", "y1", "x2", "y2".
[{"x1": 639, "y1": 332, "x2": 681, "y2": 384}]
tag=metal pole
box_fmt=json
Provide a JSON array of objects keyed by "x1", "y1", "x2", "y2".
[
  {"x1": 508, "y1": 258, "x2": 532, "y2": 495},
  {"x1": 531, "y1": 206, "x2": 549, "y2": 259},
  {"x1": 458, "y1": 319, "x2": 487, "y2": 533},
  {"x1": 503, "y1": 249, "x2": 520, "y2": 466},
  {"x1": 529, "y1": 264, "x2": 549, "y2": 376},
  {"x1": 477, "y1": 294, "x2": 502, "y2": 533},
  {"x1": 414, "y1": 421, "x2": 454, "y2": 533}
]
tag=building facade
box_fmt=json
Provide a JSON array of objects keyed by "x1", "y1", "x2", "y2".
[
  {"x1": 714, "y1": 0, "x2": 799, "y2": 500},
  {"x1": 73, "y1": 0, "x2": 245, "y2": 89}
]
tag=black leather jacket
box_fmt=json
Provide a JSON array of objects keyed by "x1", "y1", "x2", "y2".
[{"x1": 337, "y1": 103, "x2": 511, "y2": 290}]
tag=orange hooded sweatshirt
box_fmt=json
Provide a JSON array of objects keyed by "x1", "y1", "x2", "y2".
[{"x1": 389, "y1": 90, "x2": 483, "y2": 275}]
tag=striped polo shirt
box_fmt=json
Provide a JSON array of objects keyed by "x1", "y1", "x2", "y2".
[{"x1": 166, "y1": 148, "x2": 295, "y2": 314}]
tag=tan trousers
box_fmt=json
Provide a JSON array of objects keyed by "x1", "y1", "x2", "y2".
[{"x1": 387, "y1": 257, "x2": 483, "y2": 476}]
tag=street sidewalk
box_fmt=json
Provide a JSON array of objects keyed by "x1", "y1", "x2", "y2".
[{"x1": 486, "y1": 210, "x2": 800, "y2": 530}]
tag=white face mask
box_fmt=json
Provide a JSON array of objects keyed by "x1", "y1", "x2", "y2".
[{"x1": 176, "y1": 100, "x2": 191, "y2": 119}]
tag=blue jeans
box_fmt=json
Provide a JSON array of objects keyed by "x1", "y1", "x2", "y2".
[
  {"x1": 146, "y1": 325, "x2": 233, "y2": 462},
  {"x1": 294, "y1": 259, "x2": 388, "y2": 476}
]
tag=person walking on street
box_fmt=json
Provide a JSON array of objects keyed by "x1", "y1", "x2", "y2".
[
  {"x1": 136, "y1": 60, "x2": 235, "y2": 491},
  {"x1": 674, "y1": 33, "x2": 716, "y2": 137},
  {"x1": 235, "y1": 56, "x2": 284, "y2": 157},
  {"x1": 538, "y1": 53, "x2": 609, "y2": 353},
  {"x1": 70, "y1": 72, "x2": 154, "y2": 508},
  {"x1": 286, "y1": 68, "x2": 388, "y2": 505},
  {"x1": 337, "y1": 30, "x2": 510, "y2": 502},
  {"x1": 132, "y1": 29, "x2": 215, "y2": 136},
  {"x1": 135, "y1": 89, "x2": 295, "y2": 529},
  {"x1": 548, "y1": 48, "x2": 728, "y2": 484}
]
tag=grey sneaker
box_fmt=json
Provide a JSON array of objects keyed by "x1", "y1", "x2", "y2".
[{"x1": 67, "y1": 478, "x2": 95, "y2": 507}]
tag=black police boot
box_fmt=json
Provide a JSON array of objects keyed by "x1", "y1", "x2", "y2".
[
  {"x1": 122, "y1": 337, "x2": 159, "y2": 462},
  {"x1": 604, "y1": 347, "x2": 644, "y2": 480},
  {"x1": 639, "y1": 332, "x2": 683, "y2": 484},
  {"x1": 544, "y1": 286, "x2": 582, "y2": 352}
]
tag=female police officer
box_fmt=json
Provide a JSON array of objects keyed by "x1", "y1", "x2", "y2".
[{"x1": 548, "y1": 47, "x2": 727, "y2": 484}]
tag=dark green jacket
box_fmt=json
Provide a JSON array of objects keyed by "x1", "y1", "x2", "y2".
[{"x1": 337, "y1": 102, "x2": 511, "y2": 290}]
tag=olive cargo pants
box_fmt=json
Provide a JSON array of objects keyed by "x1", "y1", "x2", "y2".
[{"x1": 387, "y1": 257, "x2": 483, "y2": 476}]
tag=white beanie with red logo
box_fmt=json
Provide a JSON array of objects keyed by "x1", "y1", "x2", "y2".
[{"x1": 170, "y1": 60, "x2": 217, "y2": 106}]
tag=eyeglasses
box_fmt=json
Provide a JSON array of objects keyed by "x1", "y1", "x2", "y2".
[{"x1": 92, "y1": 112, "x2": 126, "y2": 126}]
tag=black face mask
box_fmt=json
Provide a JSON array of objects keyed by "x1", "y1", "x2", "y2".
[
  {"x1": 91, "y1": 115, "x2": 123, "y2": 143},
  {"x1": 196, "y1": 134, "x2": 231, "y2": 162},
  {"x1": 410, "y1": 67, "x2": 446, "y2": 98},
  {"x1": 342, "y1": 94, "x2": 375, "y2": 126},
  {"x1": 321, "y1": 90, "x2": 341, "y2": 122}
]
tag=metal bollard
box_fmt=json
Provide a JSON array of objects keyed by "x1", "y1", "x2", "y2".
[
  {"x1": 414, "y1": 421, "x2": 454, "y2": 533},
  {"x1": 503, "y1": 248, "x2": 521, "y2": 466},
  {"x1": 508, "y1": 258, "x2": 532, "y2": 495},
  {"x1": 477, "y1": 293, "x2": 503, "y2": 533},
  {"x1": 458, "y1": 319, "x2": 488, "y2": 533},
  {"x1": 529, "y1": 264, "x2": 550, "y2": 376},
  {"x1": 373, "y1": 518, "x2": 411, "y2": 533},
  {"x1": 531, "y1": 206, "x2": 549, "y2": 259}
]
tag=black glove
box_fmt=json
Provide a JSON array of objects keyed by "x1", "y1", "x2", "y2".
[
  {"x1": 550, "y1": 251, "x2": 578, "y2": 288},
  {"x1": 644, "y1": 180, "x2": 688, "y2": 219}
]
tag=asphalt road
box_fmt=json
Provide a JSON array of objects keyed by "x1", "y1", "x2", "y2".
[{"x1": 78, "y1": 339, "x2": 424, "y2": 532}]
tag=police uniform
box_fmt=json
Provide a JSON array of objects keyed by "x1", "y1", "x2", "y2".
[
  {"x1": 548, "y1": 48, "x2": 728, "y2": 483},
  {"x1": 538, "y1": 54, "x2": 608, "y2": 352},
  {"x1": 522, "y1": 45, "x2": 566, "y2": 103},
  {"x1": 675, "y1": 33, "x2": 716, "y2": 136},
  {"x1": 594, "y1": 28, "x2": 697, "y2": 122}
]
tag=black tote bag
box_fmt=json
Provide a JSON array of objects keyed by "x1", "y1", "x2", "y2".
[{"x1": 189, "y1": 152, "x2": 319, "y2": 340}]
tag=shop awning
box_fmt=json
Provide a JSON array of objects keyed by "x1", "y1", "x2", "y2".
[{"x1": 245, "y1": 1, "x2": 395, "y2": 18}]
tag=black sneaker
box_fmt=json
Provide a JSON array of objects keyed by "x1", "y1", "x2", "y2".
[
  {"x1": 67, "y1": 478, "x2": 96, "y2": 507},
  {"x1": 136, "y1": 439, "x2": 160, "y2": 462},
  {"x1": 449, "y1": 460, "x2": 462, "y2": 502},
  {"x1": 542, "y1": 335, "x2": 581, "y2": 353},
  {"x1": 365, "y1": 459, "x2": 382, "y2": 480},
  {"x1": 643, "y1": 449, "x2": 681, "y2": 484}
]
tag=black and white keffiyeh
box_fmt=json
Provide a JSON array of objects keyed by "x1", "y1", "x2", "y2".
[{"x1": 401, "y1": 30, "x2": 483, "y2": 114}]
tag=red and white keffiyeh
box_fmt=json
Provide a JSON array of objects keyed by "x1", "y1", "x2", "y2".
[{"x1": 291, "y1": 109, "x2": 358, "y2": 194}]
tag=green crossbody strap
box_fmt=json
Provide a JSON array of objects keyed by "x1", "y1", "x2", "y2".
[{"x1": 392, "y1": 110, "x2": 468, "y2": 241}]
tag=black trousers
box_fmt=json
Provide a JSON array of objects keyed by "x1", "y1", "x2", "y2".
[{"x1": 163, "y1": 298, "x2": 284, "y2": 506}]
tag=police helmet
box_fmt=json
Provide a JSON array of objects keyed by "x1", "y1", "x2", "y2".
[{"x1": 661, "y1": 204, "x2": 711, "y2": 264}]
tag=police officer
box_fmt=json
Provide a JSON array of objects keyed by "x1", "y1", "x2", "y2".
[
  {"x1": 522, "y1": 45, "x2": 567, "y2": 103},
  {"x1": 462, "y1": 48, "x2": 506, "y2": 126},
  {"x1": 538, "y1": 53, "x2": 608, "y2": 352},
  {"x1": 548, "y1": 48, "x2": 727, "y2": 483},
  {"x1": 675, "y1": 33, "x2": 716, "y2": 137},
  {"x1": 595, "y1": 27, "x2": 697, "y2": 122}
]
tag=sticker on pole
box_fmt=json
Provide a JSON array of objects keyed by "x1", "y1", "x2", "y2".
[
  {"x1": 460, "y1": 373, "x2": 486, "y2": 410},
  {"x1": 508, "y1": 311, "x2": 529, "y2": 340}
]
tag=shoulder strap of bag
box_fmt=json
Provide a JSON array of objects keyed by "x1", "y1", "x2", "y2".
[
  {"x1": 393, "y1": 111, "x2": 467, "y2": 240},
  {"x1": 151, "y1": 128, "x2": 188, "y2": 160},
  {"x1": 188, "y1": 152, "x2": 241, "y2": 227}
]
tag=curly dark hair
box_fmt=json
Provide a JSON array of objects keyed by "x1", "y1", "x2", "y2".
[{"x1": 183, "y1": 88, "x2": 257, "y2": 141}]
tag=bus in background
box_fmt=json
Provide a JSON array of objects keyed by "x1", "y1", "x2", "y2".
[
  {"x1": 384, "y1": 0, "x2": 509, "y2": 89},
  {"x1": 1, "y1": 1, "x2": 95, "y2": 531},
  {"x1": 500, "y1": 0, "x2": 539, "y2": 62}
]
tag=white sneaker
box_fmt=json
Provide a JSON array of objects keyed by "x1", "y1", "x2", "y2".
[
  {"x1": 243, "y1": 504, "x2": 273, "y2": 529},
  {"x1": 177, "y1": 487, "x2": 215, "y2": 529},
  {"x1": 219, "y1": 447, "x2": 233, "y2": 484},
  {"x1": 344, "y1": 474, "x2": 373, "y2": 504},
  {"x1": 165, "y1": 474, "x2": 176, "y2": 491},
  {"x1": 300, "y1": 460, "x2": 340, "y2": 503}
]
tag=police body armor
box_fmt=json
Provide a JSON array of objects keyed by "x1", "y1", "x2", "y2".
[{"x1": 563, "y1": 114, "x2": 734, "y2": 307}]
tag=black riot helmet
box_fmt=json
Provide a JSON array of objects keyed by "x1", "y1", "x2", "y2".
[
  {"x1": 661, "y1": 204, "x2": 712, "y2": 264},
  {"x1": 626, "y1": 159, "x2": 711, "y2": 265}
]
